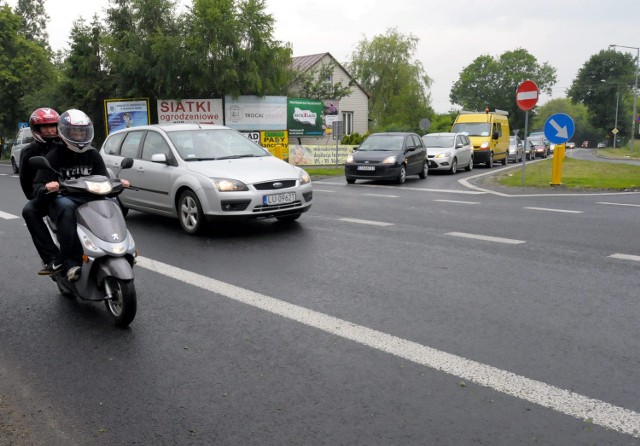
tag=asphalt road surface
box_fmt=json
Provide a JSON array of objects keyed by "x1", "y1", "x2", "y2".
[{"x1": 1, "y1": 159, "x2": 639, "y2": 445}]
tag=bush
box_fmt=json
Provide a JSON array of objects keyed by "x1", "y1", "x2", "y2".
[{"x1": 341, "y1": 132, "x2": 368, "y2": 145}]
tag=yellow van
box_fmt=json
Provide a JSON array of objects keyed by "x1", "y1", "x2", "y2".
[{"x1": 451, "y1": 110, "x2": 510, "y2": 167}]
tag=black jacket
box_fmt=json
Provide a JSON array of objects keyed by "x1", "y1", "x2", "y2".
[
  {"x1": 18, "y1": 138, "x2": 65, "y2": 200},
  {"x1": 32, "y1": 146, "x2": 108, "y2": 200}
]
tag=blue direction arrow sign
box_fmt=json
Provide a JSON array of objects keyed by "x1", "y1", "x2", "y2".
[{"x1": 544, "y1": 113, "x2": 575, "y2": 144}]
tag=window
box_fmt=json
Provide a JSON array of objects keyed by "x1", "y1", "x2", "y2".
[
  {"x1": 141, "y1": 131, "x2": 170, "y2": 161},
  {"x1": 342, "y1": 112, "x2": 353, "y2": 135},
  {"x1": 120, "y1": 131, "x2": 144, "y2": 159},
  {"x1": 103, "y1": 132, "x2": 126, "y2": 155}
]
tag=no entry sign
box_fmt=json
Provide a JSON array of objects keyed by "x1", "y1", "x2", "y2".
[{"x1": 516, "y1": 80, "x2": 539, "y2": 111}]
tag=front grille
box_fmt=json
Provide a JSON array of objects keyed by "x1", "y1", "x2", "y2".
[
  {"x1": 253, "y1": 201, "x2": 302, "y2": 213},
  {"x1": 221, "y1": 200, "x2": 251, "y2": 211},
  {"x1": 253, "y1": 180, "x2": 296, "y2": 191}
]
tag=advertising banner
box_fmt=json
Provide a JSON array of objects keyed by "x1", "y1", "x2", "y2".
[
  {"x1": 287, "y1": 98, "x2": 324, "y2": 136},
  {"x1": 261, "y1": 130, "x2": 288, "y2": 161},
  {"x1": 224, "y1": 95, "x2": 287, "y2": 130},
  {"x1": 289, "y1": 144, "x2": 354, "y2": 165},
  {"x1": 104, "y1": 98, "x2": 150, "y2": 135},
  {"x1": 157, "y1": 99, "x2": 223, "y2": 124}
]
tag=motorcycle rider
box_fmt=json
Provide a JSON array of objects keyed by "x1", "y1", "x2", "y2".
[
  {"x1": 19, "y1": 108, "x2": 64, "y2": 275},
  {"x1": 32, "y1": 109, "x2": 128, "y2": 282}
]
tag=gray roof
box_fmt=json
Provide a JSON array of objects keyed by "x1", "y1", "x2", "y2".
[{"x1": 290, "y1": 52, "x2": 370, "y2": 98}]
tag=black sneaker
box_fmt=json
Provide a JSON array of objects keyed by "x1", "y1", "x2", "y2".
[
  {"x1": 66, "y1": 266, "x2": 81, "y2": 282},
  {"x1": 38, "y1": 261, "x2": 62, "y2": 276}
]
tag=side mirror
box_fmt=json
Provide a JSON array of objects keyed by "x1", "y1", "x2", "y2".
[
  {"x1": 121, "y1": 157, "x2": 134, "y2": 169},
  {"x1": 456, "y1": 143, "x2": 463, "y2": 149},
  {"x1": 492, "y1": 132, "x2": 499, "y2": 140},
  {"x1": 352, "y1": 146, "x2": 359, "y2": 152},
  {"x1": 151, "y1": 153, "x2": 168, "y2": 164}
]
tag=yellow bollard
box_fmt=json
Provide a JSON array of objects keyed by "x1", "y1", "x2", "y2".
[{"x1": 550, "y1": 143, "x2": 566, "y2": 186}]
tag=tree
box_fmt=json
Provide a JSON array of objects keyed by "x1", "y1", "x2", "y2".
[
  {"x1": 347, "y1": 28, "x2": 432, "y2": 132},
  {"x1": 291, "y1": 62, "x2": 353, "y2": 101},
  {"x1": 567, "y1": 49, "x2": 636, "y2": 141},
  {"x1": 181, "y1": 0, "x2": 291, "y2": 98},
  {"x1": 14, "y1": 0, "x2": 50, "y2": 50},
  {"x1": 450, "y1": 48, "x2": 557, "y2": 132},
  {"x1": 425, "y1": 111, "x2": 458, "y2": 134},
  {"x1": 531, "y1": 98, "x2": 597, "y2": 146}
]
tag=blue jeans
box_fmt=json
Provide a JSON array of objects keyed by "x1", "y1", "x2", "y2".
[
  {"x1": 48, "y1": 196, "x2": 89, "y2": 272},
  {"x1": 22, "y1": 199, "x2": 60, "y2": 264}
]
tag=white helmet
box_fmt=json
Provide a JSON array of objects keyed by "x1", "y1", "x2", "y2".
[{"x1": 58, "y1": 109, "x2": 94, "y2": 153}]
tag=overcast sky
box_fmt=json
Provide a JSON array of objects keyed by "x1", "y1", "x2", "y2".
[{"x1": 7, "y1": 0, "x2": 639, "y2": 113}]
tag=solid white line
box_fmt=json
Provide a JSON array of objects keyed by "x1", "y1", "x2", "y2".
[
  {"x1": 0, "y1": 210, "x2": 20, "y2": 220},
  {"x1": 315, "y1": 181, "x2": 485, "y2": 195},
  {"x1": 434, "y1": 199, "x2": 479, "y2": 205},
  {"x1": 446, "y1": 232, "x2": 525, "y2": 244},
  {"x1": 525, "y1": 207, "x2": 583, "y2": 214},
  {"x1": 136, "y1": 256, "x2": 640, "y2": 438},
  {"x1": 598, "y1": 202, "x2": 640, "y2": 208},
  {"x1": 312, "y1": 189, "x2": 336, "y2": 193},
  {"x1": 364, "y1": 193, "x2": 398, "y2": 198},
  {"x1": 609, "y1": 253, "x2": 640, "y2": 262},
  {"x1": 339, "y1": 217, "x2": 393, "y2": 227}
]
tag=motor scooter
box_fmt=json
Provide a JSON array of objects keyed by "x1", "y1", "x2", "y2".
[{"x1": 30, "y1": 156, "x2": 138, "y2": 327}]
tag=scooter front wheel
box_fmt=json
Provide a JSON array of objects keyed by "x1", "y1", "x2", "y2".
[{"x1": 104, "y1": 277, "x2": 137, "y2": 328}]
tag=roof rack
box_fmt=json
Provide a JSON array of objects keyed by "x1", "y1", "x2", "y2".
[{"x1": 459, "y1": 109, "x2": 509, "y2": 116}]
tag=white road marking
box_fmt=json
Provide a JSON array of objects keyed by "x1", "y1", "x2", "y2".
[
  {"x1": 136, "y1": 256, "x2": 640, "y2": 439},
  {"x1": 339, "y1": 217, "x2": 393, "y2": 227},
  {"x1": 525, "y1": 207, "x2": 583, "y2": 214},
  {"x1": 598, "y1": 202, "x2": 640, "y2": 208},
  {"x1": 311, "y1": 189, "x2": 336, "y2": 193},
  {"x1": 609, "y1": 253, "x2": 640, "y2": 262},
  {"x1": 446, "y1": 232, "x2": 525, "y2": 244},
  {"x1": 315, "y1": 181, "x2": 485, "y2": 195},
  {"x1": 0, "y1": 210, "x2": 20, "y2": 220},
  {"x1": 364, "y1": 193, "x2": 398, "y2": 198},
  {"x1": 434, "y1": 199, "x2": 479, "y2": 205}
]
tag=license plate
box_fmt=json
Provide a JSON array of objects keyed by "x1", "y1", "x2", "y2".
[
  {"x1": 264, "y1": 192, "x2": 296, "y2": 206},
  {"x1": 357, "y1": 165, "x2": 375, "y2": 171}
]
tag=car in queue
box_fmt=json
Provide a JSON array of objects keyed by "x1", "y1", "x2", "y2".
[
  {"x1": 507, "y1": 136, "x2": 524, "y2": 163},
  {"x1": 10, "y1": 127, "x2": 34, "y2": 173},
  {"x1": 100, "y1": 124, "x2": 313, "y2": 234},
  {"x1": 527, "y1": 132, "x2": 550, "y2": 158},
  {"x1": 344, "y1": 132, "x2": 428, "y2": 184},
  {"x1": 422, "y1": 132, "x2": 473, "y2": 174}
]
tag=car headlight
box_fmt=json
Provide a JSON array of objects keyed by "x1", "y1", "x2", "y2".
[
  {"x1": 382, "y1": 155, "x2": 397, "y2": 165},
  {"x1": 480, "y1": 141, "x2": 490, "y2": 149},
  {"x1": 299, "y1": 170, "x2": 311, "y2": 185},
  {"x1": 435, "y1": 152, "x2": 450, "y2": 159},
  {"x1": 211, "y1": 178, "x2": 249, "y2": 192}
]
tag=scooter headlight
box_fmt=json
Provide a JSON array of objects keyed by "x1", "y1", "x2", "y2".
[{"x1": 85, "y1": 180, "x2": 113, "y2": 195}]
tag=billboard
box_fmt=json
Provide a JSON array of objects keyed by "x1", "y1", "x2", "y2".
[
  {"x1": 104, "y1": 98, "x2": 150, "y2": 135},
  {"x1": 287, "y1": 98, "x2": 324, "y2": 136},
  {"x1": 157, "y1": 99, "x2": 223, "y2": 124},
  {"x1": 224, "y1": 95, "x2": 287, "y2": 130}
]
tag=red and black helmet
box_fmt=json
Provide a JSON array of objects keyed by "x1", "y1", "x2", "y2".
[{"x1": 29, "y1": 108, "x2": 60, "y2": 143}]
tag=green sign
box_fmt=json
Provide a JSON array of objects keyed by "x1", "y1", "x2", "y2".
[{"x1": 287, "y1": 98, "x2": 324, "y2": 136}]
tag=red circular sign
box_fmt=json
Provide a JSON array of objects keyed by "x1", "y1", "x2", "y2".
[{"x1": 516, "y1": 80, "x2": 539, "y2": 111}]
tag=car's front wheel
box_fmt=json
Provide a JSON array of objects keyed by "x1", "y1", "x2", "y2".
[
  {"x1": 178, "y1": 190, "x2": 205, "y2": 235},
  {"x1": 449, "y1": 158, "x2": 458, "y2": 175},
  {"x1": 346, "y1": 177, "x2": 356, "y2": 184},
  {"x1": 486, "y1": 152, "x2": 494, "y2": 168},
  {"x1": 11, "y1": 157, "x2": 19, "y2": 174},
  {"x1": 396, "y1": 165, "x2": 406, "y2": 184}
]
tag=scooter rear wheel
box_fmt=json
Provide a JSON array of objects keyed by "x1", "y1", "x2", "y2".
[{"x1": 104, "y1": 277, "x2": 137, "y2": 328}]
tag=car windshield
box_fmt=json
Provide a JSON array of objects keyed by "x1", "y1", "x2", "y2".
[
  {"x1": 451, "y1": 123, "x2": 491, "y2": 137},
  {"x1": 167, "y1": 129, "x2": 269, "y2": 161},
  {"x1": 423, "y1": 135, "x2": 454, "y2": 148},
  {"x1": 358, "y1": 135, "x2": 405, "y2": 151}
]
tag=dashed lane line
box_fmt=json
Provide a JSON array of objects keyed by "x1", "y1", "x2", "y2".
[
  {"x1": 339, "y1": 217, "x2": 394, "y2": 227},
  {"x1": 609, "y1": 253, "x2": 640, "y2": 262},
  {"x1": 446, "y1": 231, "x2": 526, "y2": 244},
  {"x1": 525, "y1": 207, "x2": 583, "y2": 214},
  {"x1": 0, "y1": 210, "x2": 20, "y2": 220},
  {"x1": 598, "y1": 202, "x2": 640, "y2": 208},
  {"x1": 434, "y1": 199, "x2": 479, "y2": 205},
  {"x1": 136, "y1": 256, "x2": 640, "y2": 439}
]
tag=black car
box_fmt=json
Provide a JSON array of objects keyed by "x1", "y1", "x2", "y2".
[{"x1": 344, "y1": 132, "x2": 428, "y2": 184}]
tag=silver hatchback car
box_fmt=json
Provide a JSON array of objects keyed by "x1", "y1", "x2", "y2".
[
  {"x1": 422, "y1": 132, "x2": 474, "y2": 174},
  {"x1": 100, "y1": 124, "x2": 313, "y2": 234}
]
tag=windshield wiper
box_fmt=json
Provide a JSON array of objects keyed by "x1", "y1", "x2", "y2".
[{"x1": 216, "y1": 154, "x2": 258, "y2": 160}]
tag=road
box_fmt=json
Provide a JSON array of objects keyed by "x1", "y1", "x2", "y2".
[{"x1": 1, "y1": 160, "x2": 639, "y2": 445}]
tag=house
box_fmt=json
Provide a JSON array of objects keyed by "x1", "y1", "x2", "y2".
[{"x1": 290, "y1": 52, "x2": 370, "y2": 140}]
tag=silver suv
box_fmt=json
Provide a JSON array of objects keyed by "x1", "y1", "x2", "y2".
[{"x1": 10, "y1": 127, "x2": 34, "y2": 173}]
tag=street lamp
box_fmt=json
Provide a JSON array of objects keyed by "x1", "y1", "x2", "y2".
[
  {"x1": 601, "y1": 79, "x2": 620, "y2": 147},
  {"x1": 609, "y1": 44, "x2": 639, "y2": 152}
]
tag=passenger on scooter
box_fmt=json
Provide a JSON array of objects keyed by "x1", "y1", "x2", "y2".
[
  {"x1": 32, "y1": 109, "x2": 128, "y2": 282},
  {"x1": 19, "y1": 108, "x2": 65, "y2": 275}
]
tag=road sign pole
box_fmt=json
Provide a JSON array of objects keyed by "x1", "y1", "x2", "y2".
[{"x1": 522, "y1": 111, "x2": 529, "y2": 186}]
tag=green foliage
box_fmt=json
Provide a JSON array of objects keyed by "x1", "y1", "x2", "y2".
[
  {"x1": 341, "y1": 132, "x2": 368, "y2": 145},
  {"x1": 15, "y1": 0, "x2": 50, "y2": 50},
  {"x1": 450, "y1": 48, "x2": 557, "y2": 132},
  {"x1": 292, "y1": 62, "x2": 354, "y2": 100},
  {"x1": 426, "y1": 112, "x2": 458, "y2": 134},
  {"x1": 531, "y1": 98, "x2": 597, "y2": 145},
  {"x1": 567, "y1": 49, "x2": 636, "y2": 140},
  {"x1": 347, "y1": 28, "x2": 432, "y2": 133}
]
